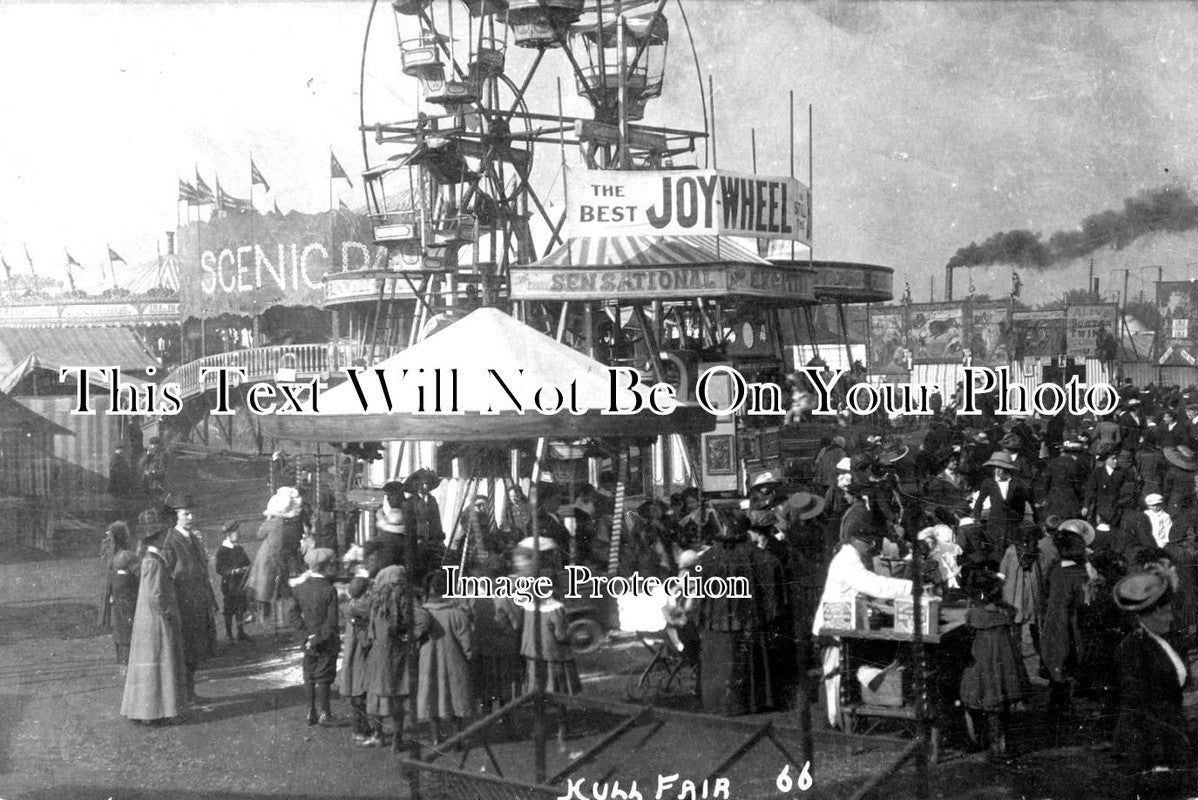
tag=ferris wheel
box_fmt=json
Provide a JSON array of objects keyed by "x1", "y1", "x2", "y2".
[{"x1": 356, "y1": 0, "x2": 708, "y2": 318}]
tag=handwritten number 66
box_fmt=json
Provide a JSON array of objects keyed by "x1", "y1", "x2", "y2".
[{"x1": 775, "y1": 762, "x2": 813, "y2": 793}]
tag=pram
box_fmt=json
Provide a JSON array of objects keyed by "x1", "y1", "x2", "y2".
[{"x1": 617, "y1": 587, "x2": 699, "y2": 703}]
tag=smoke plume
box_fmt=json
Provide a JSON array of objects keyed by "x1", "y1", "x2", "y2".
[{"x1": 946, "y1": 185, "x2": 1198, "y2": 270}]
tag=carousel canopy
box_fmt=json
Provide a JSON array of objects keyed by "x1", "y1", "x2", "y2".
[
  {"x1": 533, "y1": 234, "x2": 769, "y2": 269},
  {"x1": 260, "y1": 307, "x2": 714, "y2": 442}
]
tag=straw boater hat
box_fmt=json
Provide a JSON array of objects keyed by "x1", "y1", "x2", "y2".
[
  {"x1": 1062, "y1": 440, "x2": 1083, "y2": 452},
  {"x1": 876, "y1": 440, "x2": 909, "y2": 465},
  {"x1": 784, "y1": 491, "x2": 826, "y2": 521},
  {"x1": 1145, "y1": 493, "x2": 1164, "y2": 508},
  {"x1": 983, "y1": 451, "x2": 1018, "y2": 471},
  {"x1": 918, "y1": 524, "x2": 955, "y2": 546},
  {"x1": 221, "y1": 520, "x2": 241, "y2": 536},
  {"x1": 749, "y1": 471, "x2": 782, "y2": 492},
  {"x1": 835, "y1": 456, "x2": 853, "y2": 474},
  {"x1": 1113, "y1": 566, "x2": 1172, "y2": 613},
  {"x1": 516, "y1": 536, "x2": 558, "y2": 551},
  {"x1": 1058, "y1": 518, "x2": 1096, "y2": 547},
  {"x1": 1163, "y1": 445, "x2": 1198, "y2": 471},
  {"x1": 264, "y1": 487, "x2": 303, "y2": 519}
]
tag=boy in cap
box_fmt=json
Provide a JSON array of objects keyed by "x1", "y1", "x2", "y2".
[
  {"x1": 289, "y1": 547, "x2": 341, "y2": 725},
  {"x1": 214, "y1": 521, "x2": 251, "y2": 642}
]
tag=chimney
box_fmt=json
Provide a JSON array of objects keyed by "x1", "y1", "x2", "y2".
[
  {"x1": 1093, "y1": 277, "x2": 1100, "y2": 297},
  {"x1": 166, "y1": 231, "x2": 176, "y2": 256},
  {"x1": 945, "y1": 264, "x2": 953, "y2": 301}
]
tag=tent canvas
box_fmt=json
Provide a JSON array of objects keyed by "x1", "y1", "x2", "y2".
[{"x1": 260, "y1": 307, "x2": 713, "y2": 442}]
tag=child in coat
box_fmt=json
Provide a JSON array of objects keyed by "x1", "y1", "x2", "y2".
[
  {"x1": 214, "y1": 521, "x2": 251, "y2": 641},
  {"x1": 288, "y1": 548, "x2": 341, "y2": 726},
  {"x1": 339, "y1": 574, "x2": 374, "y2": 742},
  {"x1": 110, "y1": 550, "x2": 140, "y2": 672},
  {"x1": 417, "y1": 570, "x2": 475, "y2": 746},
  {"x1": 959, "y1": 570, "x2": 1029, "y2": 759},
  {"x1": 518, "y1": 584, "x2": 581, "y2": 750},
  {"x1": 363, "y1": 565, "x2": 430, "y2": 752}
]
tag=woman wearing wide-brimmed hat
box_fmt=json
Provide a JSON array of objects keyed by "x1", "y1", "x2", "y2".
[
  {"x1": 1112, "y1": 566, "x2": 1194, "y2": 776},
  {"x1": 247, "y1": 487, "x2": 304, "y2": 627},
  {"x1": 121, "y1": 510, "x2": 187, "y2": 725},
  {"x1": 1161, "y1": 444, "x2": 1198, "y2": 516}
]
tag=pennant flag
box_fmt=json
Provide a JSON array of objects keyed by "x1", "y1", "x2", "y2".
[
  {"x1": 64, "y1": 250, "x2": 78, "y2": 292},
  {"x1": 178, "y1": 178, "x2": 200, "y2": 204},
  {"x1": 194, "y1": 169, "x2": 215, "y2": 204},
  {"x1": 66, "y1": 250, "x2": 81, "y2": 267},
  {"x1": 24, "y1": 244, "x2": 35, "y2": 276},
  {"x1": 272, "y1": 199, "x2": 283, "y2": 216},
  {"x1": 330, "y1": 150, "x2": 353, "y2": 187},
  {"x1": 108, "y1": 246, "x2": 126, "y2": 264},
  {"x1": 2, "y1": 253, "x2": 11, "y2": 281},
  {"x1": 338, "y1": 197, "x2": 351, "y2": 212},
  {"x1": 215, "y1": 177, "x2": 253, "y2": 214},
  {"x1": 251, "y1": 158, "x2": 271, "y2": 192}
]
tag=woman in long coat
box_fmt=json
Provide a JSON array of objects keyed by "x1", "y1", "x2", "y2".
[
  {"x1": 247, "y1": 488, "x2": 303, "y2": 625},
  {"x1": 121, "y1": 519, "x2": 187, "y2": 723},
  {"x1": 362, "y1": 565, "x2": 430, "y2": 750},
  {"x1": 416, "y1": 572, "x2": 474, "y2": 743}
]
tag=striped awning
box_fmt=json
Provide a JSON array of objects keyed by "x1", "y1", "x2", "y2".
[{"x1": 532, "y1": 235, "x2": 772, "y2": 269}]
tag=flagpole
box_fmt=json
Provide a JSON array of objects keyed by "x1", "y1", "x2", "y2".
[{"x1": 107, "y1": 245, "x2": 116, "y2": 290}]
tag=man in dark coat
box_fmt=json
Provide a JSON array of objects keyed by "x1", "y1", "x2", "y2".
[
  {"x1": 108, "y1": 445, "x2": 134, "y2": 500},
  {"x1": 162, "y1": 494, "x2": 218, "y2": 703},
  {"x1": 1082, "y1": 452, "x2": 1135, "y2": 527},
  {"x1": 1040, "y1": 440, "x2": 1087, "y2": 520},
  {"x1": 402, "y1": 469, "x2": 444, "y2": 547},
  {"x1": 972, "y1": 451, "x2": 1039, "y2": 562},
  {"x1": 290, "y1": 547, "x2": 341, "y2": 726},
  {"x1": 1116, "y1": 398, "x2": 1146, "y2": 451}
]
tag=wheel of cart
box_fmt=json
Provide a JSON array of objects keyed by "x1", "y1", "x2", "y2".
[{"x1": 624, "y1": 628, "x2": 698, "y2": 703}]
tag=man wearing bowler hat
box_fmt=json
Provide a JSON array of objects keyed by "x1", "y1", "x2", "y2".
[{"x1": 163, "y1": 493, "x2": 218, "y2": 703}]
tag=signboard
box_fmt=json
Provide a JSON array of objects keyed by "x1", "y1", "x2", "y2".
[
  {"x1": 1066, "y1": 303, "x2": 1118, "y2": 358},
  {"x1": 868, "y1": 306, "x2": 908, "y2": 371},
  {"x1": 177, "y1": 210, "x2": 390, "y2": 319},
  {"x1": 907, "y1": 304, "x2": 965, "y2": 361},
  {"x1": 1172, "y1": 318, "x2": 1190, "y2": 340},
  {"x1": 565, "y1": 168, "x2": 811, "y2": 243},
  {"x1": 509, "y1": 262, "x2": 814, "y2": 302},
  {"x1": 967, "y1": 304, "x2": 1012, "y2": 364},
  {"x1": 811, "y1": 263, "x2": 894, "y2": 302}
]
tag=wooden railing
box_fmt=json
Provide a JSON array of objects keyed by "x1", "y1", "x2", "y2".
[{"x1": 168, "y1": 343, "x2": 398, "y2": 403}]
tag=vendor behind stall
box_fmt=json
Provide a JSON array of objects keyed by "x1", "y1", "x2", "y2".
[{"x1": 813, "y1": 524, "x2": 914, "y2": 728}]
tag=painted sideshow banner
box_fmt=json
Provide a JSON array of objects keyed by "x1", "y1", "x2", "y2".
[
  {"x1": 967, "y1": 304, "x2": 1013, "y2": 364},
  {"x1": 177, "y1": 209, "x2": 383, "y2": 319},
  {"x1": 1157, "y1": 280, "x2": 1198, "y2": 346},
  {"x1": 1011, "y1": 309, "x2": 1066, "y2": 359},
  {"x1": 565, "y1": 168, "x2": 812, "y2": 243},
  {"x1": 1066, "y1": 303, "x2": 1118, "y2": 358},
  {"x1": 908, "y1": 303, "x2": 965, "y2": 361},
  {"x1": 867, "y1": 306, "x2": 907, "y2": 371}
]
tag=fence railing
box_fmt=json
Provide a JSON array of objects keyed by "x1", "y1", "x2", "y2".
[{"x1": 168, "y1": 343, "x2": 398, "y2": 402}]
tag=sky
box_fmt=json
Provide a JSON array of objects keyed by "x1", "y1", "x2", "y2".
[{"x1": 2, "y1": 0, "x2": 1198, "y2": 301}]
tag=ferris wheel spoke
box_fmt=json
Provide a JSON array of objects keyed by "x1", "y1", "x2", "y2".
[{"x1": 416, "y1": 7, "x2": 468, "y2": 81}]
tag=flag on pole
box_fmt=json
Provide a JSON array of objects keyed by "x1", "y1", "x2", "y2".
[
  {"x1": 330, "y1": 151, "x2": 352, "y2": 187},
  {"x1": 178, "y1": 178, "x2": 201, "y2": 204},
  {"x1": 24, "y1": 244, "x2": 35, "y2": 276},
  {"x1": 194, "y1": 169, "x2": 215, "y2": 204},
  {"x1": 272, "y1": 199, "x2": 283, "y2": 216},
  {"x1": 251, "y1": 159, "x2": 271, "y2": 192},
  {"x1": 1, "y1": 253, "x2": 11, "y2": 281},
  {"x1": 216, "y1": 177, "x2": 253, "y2": 214},
  {"x1": 64, "y1": 249, "x2": 79, "y2": 292},
  {"x1": 338, "y1": 197, "x2": 352, "y2": 213},
  {"x1": 107, "y1": 246, "x2": 126, "y2": 264}
]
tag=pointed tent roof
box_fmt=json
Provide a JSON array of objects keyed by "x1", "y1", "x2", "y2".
[{"x1": 259, "y1": 307, "x2": 713, "y2": 442}]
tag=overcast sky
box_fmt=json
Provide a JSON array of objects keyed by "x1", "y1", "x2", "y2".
[{"x1": 2, "y1": 0, "x2": 1196, "y2": 300}]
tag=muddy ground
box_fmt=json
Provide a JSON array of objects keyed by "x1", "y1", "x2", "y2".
[{"x1": 0, "y1": 452, "x2": 1195, "y2": 800}]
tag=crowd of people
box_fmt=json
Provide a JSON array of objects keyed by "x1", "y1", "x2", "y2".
[{"x1": 93, "y1": 380, "x2": 1196, "y2": 775}]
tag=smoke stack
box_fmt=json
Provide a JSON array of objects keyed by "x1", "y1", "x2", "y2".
[
  {"x1": 945, "y1": 264, "x2": 953, "y2": 301},
  {"x1": 166, "y1": 231, "x2": 176, "y2": 256},
  {"x1": 1093, "y1": 277, "x2": 1100, "y2": 297}
]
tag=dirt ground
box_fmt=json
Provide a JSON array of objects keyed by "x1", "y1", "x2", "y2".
[{"x1": 1, "y1": 452, "x2": 1196, "y2": 800}]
